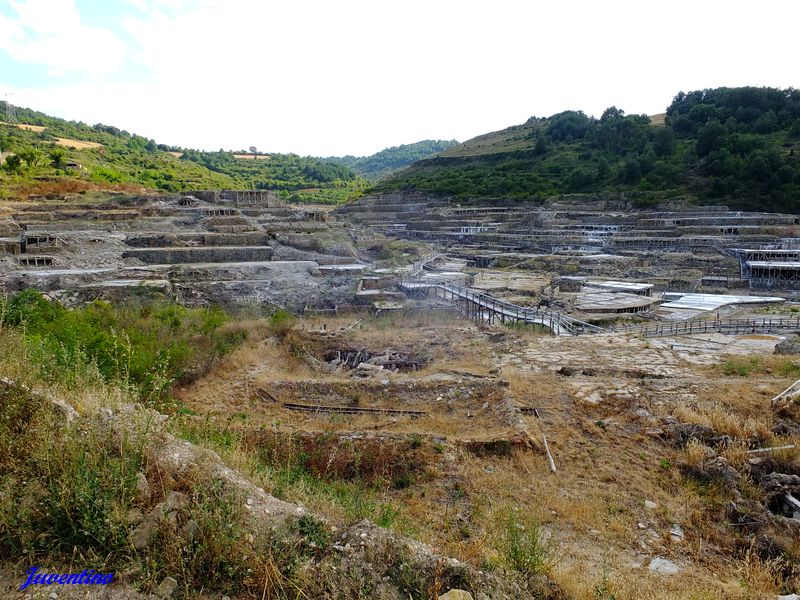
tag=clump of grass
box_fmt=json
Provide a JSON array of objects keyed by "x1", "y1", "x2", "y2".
[
  {"x1": 721, "y1": 357, "x2": 761, "y2": 377},
  {"x1": 718, "y1": 355, "x2": 800, "y2": 379},
  {"x1": 494, "y1": 510, "x2": 559, "y2": 580},
  {"x1": 739, "y1": 544, "x2": 787, "y2": 596},
  {"x1": 719, "y1": 439, "x2": 750, "y2": 471},
  {"x1": 268, "y1": 309, "x2": 297, "y2": 338},
  {"x1": 685, "y1": 439, "x2": 713, "y2": 468}
]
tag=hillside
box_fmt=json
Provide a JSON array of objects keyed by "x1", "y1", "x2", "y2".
[
  {"x1": 326, "y1": 139, "x2": 458, "y2": 181},
  {"x1": 378, "y1": 87, "x2": 800, "y2": 213},
  {"x1": 0, "y1": 102, "x2": 366, "y2": 203}
]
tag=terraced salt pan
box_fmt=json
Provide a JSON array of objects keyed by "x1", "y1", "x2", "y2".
[{"x1": 660, "y1": 292, "x2": 784, "y2": 311}]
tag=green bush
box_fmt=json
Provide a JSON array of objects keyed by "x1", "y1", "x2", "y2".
[
  {"x1": 268, "y1": 309, "x2": 297, "y2": 338},
  {"x1": 0, "y1": 383, "x2": 146, "y2": 561},
  {"x1": 0, "y1": 291, "x2": 246, "y2": 401},
  {"x1": 495, "y1": 511, "x2": 559, "y2": 579}
]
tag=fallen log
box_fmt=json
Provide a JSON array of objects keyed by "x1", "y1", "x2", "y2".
[
  {"x1": 281, "y1": 402, "x2": 426, "y2": 418},
  {"x1": 747, "y1": 444, "x2": 796, "y2": 454}
]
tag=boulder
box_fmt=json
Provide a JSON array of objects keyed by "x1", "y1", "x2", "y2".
[
  {"x1": 135, "y1": 472, "x2": 150, "y2": 502},
  {"x1": 774, "y1": 337, "x2": 800, "y2": 355},
  {"x1": 648, "y1": 557, "x2": 681, "y2": 575},
  {"x1": 156, "y1": 576, "x2": 178, "y2": 598},
  {"x1": 439, "y1": 591, "x2": 474, "y2": 600}
]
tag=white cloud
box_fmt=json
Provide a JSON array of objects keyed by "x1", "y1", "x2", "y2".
[
  {"x1": 0, "y1": 0, "x2": 127, "y2": 76},
  {"x1": 1, "y1": 0, "x2": 799, "y2": 155}
]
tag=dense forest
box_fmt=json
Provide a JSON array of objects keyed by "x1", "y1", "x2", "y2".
[
  {"x1": 179, "y1": 149, "x2": 366, "y2": 204},
  {"x1": 326, "y1": 139, "x2": 458, "y2": 180},
  {"x1": 381, "y1": 87, "x2": 800, "y2": 213}
]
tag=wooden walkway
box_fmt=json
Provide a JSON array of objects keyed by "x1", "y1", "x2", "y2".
[
  {"x1": 400, "y1": 278, "x2": 800, "y2": 338},
  {"x1": 401, "y1": 279, "x2": 605, "y2": 335}
]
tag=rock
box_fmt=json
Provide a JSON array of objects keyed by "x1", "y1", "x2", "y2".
[
  {"x1": 644, "y1": 500, "x2": 657, "y2": 510},
  {"x1": 438, "y1": 591, "x2": 474, "y2": 600},
  {"x1": 777, "y1": 595, "x2": 800, "y2": 600},
  {"x1": 126, "y1": 508, "x2": 144, "y2": 525},
  {"x1": 648, "y1": 557, "x2": 681, "y2": 575},
  {"x1": 156, "y1": 576, "x2": 178, "y2": 598},
  {"x1": 670, "y1": 524, "x2": 685, "y2": 542},
  {"x1": 668, "y1": 422, "x2": 715, "y2": 446},
  {"x1": 130, "y1": 491, "x2": 187, "y2": 549},
  {"x1": 163, "y1": 491, "x2": 188, "y2": 512},
  {"x1": 774, "y1": 337, "x2": 800, "y2": 354},
  {"x1": 181, "y1": 519, "x2": 200, "y2": 542},
  {"x1": 135, "y1": 472, "x2": 150, "y2": 502},
  {"x1": 688, "y1": 456, "x2": 742, "y2": 487},
  {"x1": 130, "y1": 517, "x2": 160, "y2": 550}
]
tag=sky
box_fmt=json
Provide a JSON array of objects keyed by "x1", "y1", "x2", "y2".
[{"x1": 0, "y1": 0, "x2": 798, "y2": 157}]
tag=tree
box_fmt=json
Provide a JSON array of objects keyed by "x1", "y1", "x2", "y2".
[
  {"x1": 533, "y1": 136, "x2": 548, "y2": 156},
  {"x1": 695, "y1": 121, "x2": 725, "y2": 157},
  {"x1": 652, "y1": 127, "x2": 677, "y2": 157},
  {"x1": 3, "y1": 154, "x2": 22, "y2": 172},
  {"x1": 49, "y1": 148, "x2": 68, "y2": 169},
  {"x1": 16, "y1": 147, "x2": 42, "y2": 168},
  {"x1": 567, "y1": 167, "x2": 591, "y2": 191},
  {"x1": 596, "y1": 157, "x2": 611, "y2": 180},
  {"x1": 622, "y1": 158, "x2": 642, "y2": 183}
]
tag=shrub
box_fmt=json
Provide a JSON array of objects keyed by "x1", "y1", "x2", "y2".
[
  {"x1": 495, "y1": 511, "x2": 559, "y2": 579},
  {"x1": 268, "y1": 309, "x2": 296, "y2": 338},
  {"x1": 0, "y1": 383, "x2": 146, "y2": 562},
  {"x1": 0, "y1": 291, "x2": 246, "y2": 401}
]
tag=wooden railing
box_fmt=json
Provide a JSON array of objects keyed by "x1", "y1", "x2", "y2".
[
  {"x1": 613, "y1": 316, "x2": 800, "y2": 337},
  {"x1": 400, "y1": 278, "x2": 605, "y2": 336}
]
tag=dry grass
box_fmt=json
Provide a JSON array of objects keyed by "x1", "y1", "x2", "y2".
[
  {"x1": 673, "y1": 402, "x2": 773, "y2": 441},
  {"x1": 171, "y1": 314, "x2": 800, "y2": 599},
  {"x1": 738, "y1": 544, "x2": 787, "y2": 597},
  {"x1": 685, "y1": 438, "x2": 713, "y2": 468},
  {"x1": 0, "y1": 121, "x2": 46, "y2": 132},
  {"x1": 53, "y1": 137, "x2": 103, "y2": 149},
  {"x1": 233, "y1": 154, "x2": 271, "y2": 160}
]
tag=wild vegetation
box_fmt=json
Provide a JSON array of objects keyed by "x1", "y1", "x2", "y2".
[
  {"x1": 326, "y1": 139, "x2": 458, "y2": 181},
  {"x1": 0, "y1": 101, "x2": 367, "y2": 203},
  {"x1": 380, "y1": 86, "x2": 800, "y2": 213},
  {"x1": 0, "y1": 289, "x2": 247, "y2": 402},
  {"x1": 179, "y1": 148, "x2": 369, "y2": 204}
]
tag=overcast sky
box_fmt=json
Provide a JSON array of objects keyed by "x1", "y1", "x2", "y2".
[{"x1": 1, "y1": 0, "x2": 798, "y2": 156}]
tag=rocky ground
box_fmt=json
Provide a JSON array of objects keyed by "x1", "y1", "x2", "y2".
[{"x1": 165, "y1": 311, "x2": 800, "y2": 599}]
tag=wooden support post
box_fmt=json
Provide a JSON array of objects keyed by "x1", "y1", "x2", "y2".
[{"x1": 542, "y1": 433, "x2": 557, "y2": 474}]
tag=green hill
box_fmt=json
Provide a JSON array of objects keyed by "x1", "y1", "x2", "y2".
[
  {"x1": 378, "y1": 87, "x2": 800, "y2": 213},
  {"x1": 0, "y1": 102, "x2": 366, "y2": 203},
  {"x1": 326, "y1": 139, "x2": 458, "y2": 181}
]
